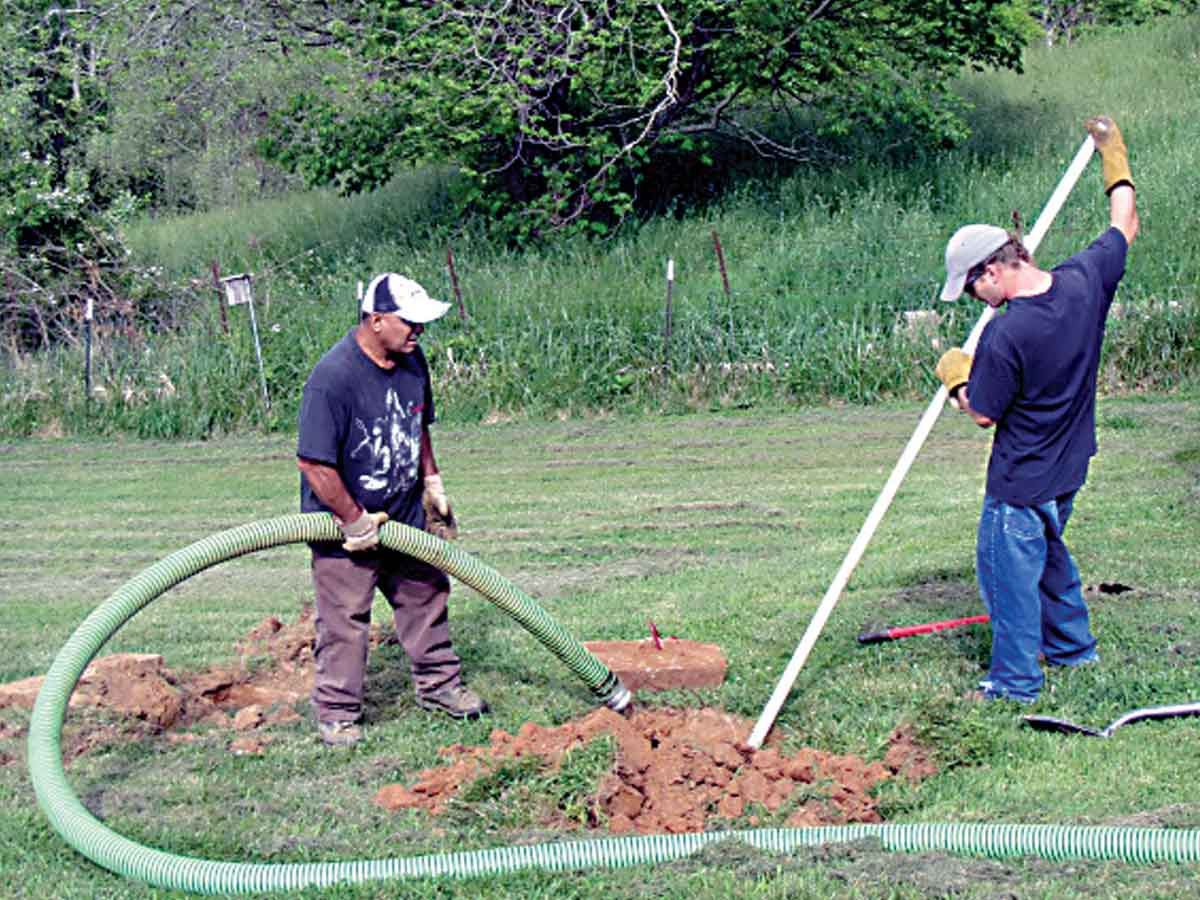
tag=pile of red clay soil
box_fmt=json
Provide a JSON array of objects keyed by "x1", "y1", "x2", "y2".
[
  {"x1": 374, "y1": 706, "x2": 937, "y2": 833},
  {"x1": 0, "y1": 606, "x2": 373, "y2": 759}
]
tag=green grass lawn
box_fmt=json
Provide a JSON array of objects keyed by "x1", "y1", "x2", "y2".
[{"x1": 3, "y1": 391, "x2": 1200, "y2": 898}]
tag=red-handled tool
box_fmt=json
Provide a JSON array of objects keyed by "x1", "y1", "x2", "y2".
[{"x1": 857, "y1": 614, "x2": 989, "y2": 645}]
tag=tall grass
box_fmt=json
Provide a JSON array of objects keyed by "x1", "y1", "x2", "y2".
[{"x1": 2, "y1": 15, "x2": 1197, "y2": 438}]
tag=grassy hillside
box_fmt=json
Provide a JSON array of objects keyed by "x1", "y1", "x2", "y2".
[{"x1": 2, "y1": 15, "x2": 1197, "y2": 438}]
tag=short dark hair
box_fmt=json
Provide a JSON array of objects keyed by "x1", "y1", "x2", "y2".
[
  {"x1": 965, "y1": 235, "x2": 1029, "y2": 286},
  {"x1": 980, "y1": 234, "x2": 1030, "y2": 270}
]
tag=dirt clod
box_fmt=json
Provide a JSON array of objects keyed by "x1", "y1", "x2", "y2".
[
  {"x1": 0, "y1": 653, "x2": 181, "y2": 728},
  {"x1": 0, "y1": 608, "x2": 341, "y2": 759}
]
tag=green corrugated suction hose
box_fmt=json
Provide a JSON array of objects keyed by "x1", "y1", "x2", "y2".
[{"x1": 28, "y1": 515, "x2": 1200, "y2": 894}]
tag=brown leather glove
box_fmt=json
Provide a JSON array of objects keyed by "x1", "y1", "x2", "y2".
[
  {"x1": 338, "y1": 509, "x2": 388, "y2": 552},
  {"x1": 422, "y1": 473, "x2": 458, "y2": 541},
  {"x1": 1085, "y1": 116, "x2": 1134, "y2": 195},
  {"x1": 936, "y1": 348, "x2": 972, "y2": 408}
]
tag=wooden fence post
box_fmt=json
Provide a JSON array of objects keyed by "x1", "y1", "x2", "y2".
[
  {"x1": 712, "y1": 230, "x2": 735, "y2": 347},
  {"x1": 712, "y1": 230, "x2": 731, "y2": 300},
  {"x1": 446, "y1": 246, "x2": 468, "y2": 320},
  {"x1": 210, "y1": 260, "x2": 229, "y2": 335}
]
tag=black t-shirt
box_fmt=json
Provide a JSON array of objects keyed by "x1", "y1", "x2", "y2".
[
  {"x1": 968, "y1": 227, "x2": 1128, "y2": 505},
  {"x1": 297, "y1": 329, "x2": 435, "y2": 553}
]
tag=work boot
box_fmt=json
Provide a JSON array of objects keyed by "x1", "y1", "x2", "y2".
[
  {"x1": 415, "y1": 682, "x2": 490, "y2": 720},
  {"x1": 318, "y1": 720, "x2": 363, "y2": 747}
]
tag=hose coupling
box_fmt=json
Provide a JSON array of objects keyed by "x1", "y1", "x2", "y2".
[{"x1": 600, "y1": 676, "x2": 633, "y2": 713}]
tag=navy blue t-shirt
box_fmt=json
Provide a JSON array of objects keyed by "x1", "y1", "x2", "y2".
[
  {"x1": 967, "y1": 227, "x2": 1128, "y2": 506},
  {"x1": 298, "y1": 329, "x2": 435, "y2": 553}
]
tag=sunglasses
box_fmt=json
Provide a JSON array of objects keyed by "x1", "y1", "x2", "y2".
[{"x1": 964, "y1": 263, "x2": 987, "y2": 298}]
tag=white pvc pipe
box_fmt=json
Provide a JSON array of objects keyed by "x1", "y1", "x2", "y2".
[{"x1": 747, "y1": 136, "x2": 1097, "y2": 749}]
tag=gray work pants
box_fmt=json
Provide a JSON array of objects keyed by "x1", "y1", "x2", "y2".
[{"x1": 310, "y1": 551, "x2": 461, "y2": 724}]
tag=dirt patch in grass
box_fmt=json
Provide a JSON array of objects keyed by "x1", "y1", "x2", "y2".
[
  {"x1": 0, "y1": 607, "x2": 341, "y2": 761},
  {"x1": 0, "y1": 718, "x2": 23, "y2": 767},
  {"x1": 1105, "y1": 803, "x2": 1200, "y2": 828},
  {"x1": 671, "y1": 838, "x2": 1150, "y2": 897},
  {"x1": 373, "y1": 706, "x2": 937, "y2": 834}
]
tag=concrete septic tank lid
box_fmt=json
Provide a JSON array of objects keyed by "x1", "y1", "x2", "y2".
[{"x1": 582, "y1": 639, "x2": 727, "y2": 691}]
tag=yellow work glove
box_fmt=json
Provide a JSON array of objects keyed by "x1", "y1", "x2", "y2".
[
  {"x1": 935, "y1": 348, "x2": 972, "y2": 409},
  {"x1": 338, "y1": 509, "x2": 388, "y2": 552},
  {"x1": 1085, "y1": 115, "x2": 1134, "y2": 195},
  {"x1": 422, "y1": 473, "x2": 458, "y2": 541}
]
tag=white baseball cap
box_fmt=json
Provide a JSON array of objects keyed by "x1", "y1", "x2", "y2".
[
  {"x1": 939, "y1": 224, "x2": 1010, "y2": 301},
  {"x1": 361, "y1": 273, "x2": 450, "y2": 323}
]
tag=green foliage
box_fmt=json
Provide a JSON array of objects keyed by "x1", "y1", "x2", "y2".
[
  {"x1": 264, "y1": 0, "x2": 1033, "y2": 242},
  {"x1": 1, "y1": 0, "x2": 1191, "y2": 359},
  {"x1": 0, "y1": 2, "x2": 195, "y2": 352},
  {"x1": 0, "y1": 2, "x2": 103, "y2": 243}
]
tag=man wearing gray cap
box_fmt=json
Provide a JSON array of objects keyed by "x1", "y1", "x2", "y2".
[
  {"x1": 297, "y1": 273, "x2": 487, "y2": 746},
  {"x1": 933, "y1": 116, "x2": 1139, "y2": 704}
]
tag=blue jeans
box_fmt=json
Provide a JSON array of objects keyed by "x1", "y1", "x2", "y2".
[{"x1": 976, "y1": 491, "x2": 1098, "y2": 702}]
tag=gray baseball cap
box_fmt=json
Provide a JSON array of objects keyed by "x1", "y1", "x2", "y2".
[{"x1": 940, "y1": 224, "x2": 1010, "y2": 301}]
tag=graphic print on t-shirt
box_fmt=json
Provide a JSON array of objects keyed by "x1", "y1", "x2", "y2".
[{"x1": 348, "y1": 388, "x2": 422, "y2": 495}]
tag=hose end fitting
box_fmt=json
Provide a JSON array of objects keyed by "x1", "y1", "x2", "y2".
[
  {"x1": 597, "y1": 673, "x2": 633, "y2": 713},
  {"x1": 606, "y1": 683, "x2": 633, "y2": 713}
]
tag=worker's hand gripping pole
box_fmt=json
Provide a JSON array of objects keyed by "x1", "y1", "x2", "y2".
[{"x1": 747, "y1": 136, "x2": 1097, "y2": 749}]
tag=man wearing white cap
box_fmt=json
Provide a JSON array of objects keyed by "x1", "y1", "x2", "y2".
[
  {"x1": 933, "y1": 116, "x2": 1139, "y2": 703},
  {"x1": 297, "y1": 273, "x2": 487, "y2": 746}
]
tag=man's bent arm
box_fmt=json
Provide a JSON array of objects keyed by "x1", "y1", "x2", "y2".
[
  {"x1": 297, "y1": 457, "x2": 362, "y2": 522},
  {"x1": 420, "y1": 426, "x2": 440, "y2": 478}
]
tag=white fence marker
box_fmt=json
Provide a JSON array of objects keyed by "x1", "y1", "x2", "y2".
[{"x1": 221, "y1": 273, "x2": 271, "y2": 416}]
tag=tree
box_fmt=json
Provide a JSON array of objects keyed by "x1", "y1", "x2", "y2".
[
  {"x1": 0, "y1": 0, "x2": 324, "y2": 351},
  {"x1": 88, "y1": 0, "x2": 341, "y2": 212},
  {"x1": 1034, "y1": 0, "x2": 1194, "y2": 45},
  {"x1": 262, "y1": 0, "x2": 1036, "y2": 241},
  {"x1": 0, "y1": 0, "x2": 119, "y2": 349}
]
